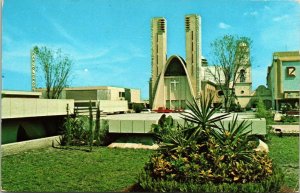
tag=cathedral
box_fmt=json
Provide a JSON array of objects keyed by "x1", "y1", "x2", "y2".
[{"x1": 149, "y1": 14, "x2": 253, "y2": 110}]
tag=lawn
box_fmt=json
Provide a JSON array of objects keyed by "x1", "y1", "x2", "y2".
[
  {"x1": 268, "y1": 134, "x2": 299, "y2": 192},
  {"x1": 2, "y1": 135, "x2": 299, "y2": 192},
  {"x1": 1, "y1": 147, "x2": 153, "y2": 192}
]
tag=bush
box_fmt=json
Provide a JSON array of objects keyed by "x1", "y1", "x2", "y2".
[
  {"x1": 281, "y1": 115, "x2": 298, "y2": 123},
  {"x1": 138, "y1": 164, "x2": 283, "y2": 192},
  {"x1": 60, "y1": 116, "x2": 90, "y2": 146},
  {"x1": 139, "y1": 94, "x2": 283, "y2": 192},
  {"x1": 256, "y1": 97, "x2": 273, "y2": 125},
  {"x1": 132, "y1": 103, "x2": 144, "y2": 113}
]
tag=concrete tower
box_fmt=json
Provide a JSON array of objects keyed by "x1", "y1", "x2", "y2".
[
  {"x1": 185, "y1": 14, "x2": 202, "y2": 98},
  {"x1": 150, "y1": 17, "x2": 167, "y2": 107},
  {"x1": 235, "y1": 42, "x2": 253, "y2": 108}
]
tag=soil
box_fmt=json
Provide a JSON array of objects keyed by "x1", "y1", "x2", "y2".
[{"x1": 121, "y1": 183, "x2": 146, "y2": 192}]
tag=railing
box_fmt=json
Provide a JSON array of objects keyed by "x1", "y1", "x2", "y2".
[{"x1": 74, "y1": 106, "x2": 104, "y2": 116}]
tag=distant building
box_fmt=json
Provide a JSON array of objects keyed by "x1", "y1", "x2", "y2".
[
  {"x1": 266, "y1": 51, "x2": 300, "y2": 110},
  {"x1": 36, "y1": 86, "x2": 141, "y2": 114}
]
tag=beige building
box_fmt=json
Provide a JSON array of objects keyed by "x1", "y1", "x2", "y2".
[
  {"x1": 266, "y1": 51, "x2": 300, "y2": 110},
  {"x1": 36, "y1": 86, "x2": 141, "y2": 114}
]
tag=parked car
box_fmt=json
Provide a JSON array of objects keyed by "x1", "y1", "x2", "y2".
[
  {"x1": 154, "y1": 107, "x2": 174, "y2": 113},
  {"x1": 141, "y1": 109, "x2": 152, "y2": 113}
]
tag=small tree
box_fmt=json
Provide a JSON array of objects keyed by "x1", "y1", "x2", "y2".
[
  {"x1": 33, "y1": 46, "x2": 72, "y2": 99},
  {"x1": 88, "y1": 100, "x2": 94, "y2": 152},
  {"x1": 208, "y1": 35, "x2": 252, "y2": 112},
  {"x1": 94, "y1": 101, "x2": 101, "y2": 145}
]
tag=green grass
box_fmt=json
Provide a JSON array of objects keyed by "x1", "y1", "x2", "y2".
[
  {"x1": 2, "y1": 135, "x2": 299, "y2": 192},
  {"x1": 2, "y1": 147, "x2": 153, "y2": 192},
  {"x1": 268, "y1": 134, "x2": 299, "y2": 191}
]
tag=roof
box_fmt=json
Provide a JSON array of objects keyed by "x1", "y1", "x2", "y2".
[{"x1": 1, "y1": 90, "x2": 42, "y2": 96}]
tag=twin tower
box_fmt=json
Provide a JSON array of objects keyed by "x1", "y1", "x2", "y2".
[{"x1": 149, "y1": 14, "x2": 202, "y2": 109}]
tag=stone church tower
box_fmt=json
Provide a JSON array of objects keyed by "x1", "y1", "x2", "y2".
[{"x1": 235, "y1": 42, "x2": 253, "y2": 108}]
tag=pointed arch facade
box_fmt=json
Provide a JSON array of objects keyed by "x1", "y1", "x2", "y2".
[{"x1": 152, "y1": 55, "x2": 195, "y2": 110}]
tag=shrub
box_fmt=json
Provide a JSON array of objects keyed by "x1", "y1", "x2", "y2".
[
  {"x1": 138, "y1": 164, "x2": 284, "y2": 192},
  {"x1": 139, "y1": 94, "x2": 283, "y2": 192},
  {"x1": 256, "y1": 97, "x2": 273, "y2": 125},
  {"x1": 94, "y1": 101, "x2": 101, "y2": 145},
  {"x1": 59, "y1": 116, "x2": 90, "y2": 146},
  {"x1": 281, "y1": 115, "x2": 297, "y2": 123},
  {"x1": 98, "y1": 120, "x2": 110, "y2": 146},
  {"x1": 132, "y1": 103, "x2": 144, "y2": 113}
]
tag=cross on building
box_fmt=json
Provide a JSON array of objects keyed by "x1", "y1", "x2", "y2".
[{"x1": 170, "y1": 80, "x2": 179, "y2": 91}]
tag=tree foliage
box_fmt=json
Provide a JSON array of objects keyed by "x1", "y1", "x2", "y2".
[
  {"x1": 34, "y1": 46, "x2": 72, "y2": 99},
  {"x1": 208, "y1": 35, "x2": 252, "y2": 112}
]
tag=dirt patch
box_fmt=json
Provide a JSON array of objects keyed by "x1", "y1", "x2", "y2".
[{"x1": 121, "y1": 183, "x2": 146, "y2": 192}]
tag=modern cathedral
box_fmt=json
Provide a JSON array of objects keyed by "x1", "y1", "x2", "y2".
[{"x1": 149, "y1": 14, "x2": 253, "y2": 110}]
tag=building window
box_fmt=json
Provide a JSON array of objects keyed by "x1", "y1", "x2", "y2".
[
  {"x1": 119, "y1": 92, "x2": 125, "y2": 98},
  {"x1": 240, "y1": 69, "x2": 246, "y2": 82}
]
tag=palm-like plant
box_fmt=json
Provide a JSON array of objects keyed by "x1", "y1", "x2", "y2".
[
  {"x1": 158, "y1": 124, "x2": 197, "y2": 153},
  {"x1": 211, "y1": 114, "x2": 253, "y2": 161},
  {"x1": 181, "y1": 94, "x2": 230, "y2": 142}
]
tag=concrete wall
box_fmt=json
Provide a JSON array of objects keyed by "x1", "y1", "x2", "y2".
[
  {"x1": 66, "y1": 90, "x2": 97, "y2": 100},
  {"x1": 2, "y1": 116, "x2": 64, "y2": 144},
  {"x1": 2, "y1": 135, "x2": 60, "y2": 156},
  {"x1": 105, "y1": 113, "x2": 266, "y2": 135},
  {"x1": 2, "y1": 98, "x2": 74, "y2": 119},
  {"x1": 100, "y1": 100, "x2": 128, "y2": 113},
  {"x1": 125, "y1": 89, "x2": 141, "y2": 103},
  {"x1": 109, "y1": 87, "x2": 125, "y2": 101}
]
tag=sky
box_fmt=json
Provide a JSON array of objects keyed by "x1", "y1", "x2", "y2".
[{"x1": 2, "y1": 0, "x2": 300, "y2": 100}]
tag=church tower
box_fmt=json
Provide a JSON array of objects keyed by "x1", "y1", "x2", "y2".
[
  {"x1": 185, "y1": 14, "x2": 202, "y2": 98},
  {"x1": 235, "y1": 42, "x2": 252, "y2": 108},
  {"x1": 149, "y1": 17, "x2": 167, "y2": 107}
]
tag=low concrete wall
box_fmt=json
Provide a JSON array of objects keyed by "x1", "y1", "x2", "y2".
[
  {"x1": 1, "y1": 135, "x2": 60, "y2": 156},
  {"x1": 105, "y1": 113, "x2": 266, "y2": 135}
]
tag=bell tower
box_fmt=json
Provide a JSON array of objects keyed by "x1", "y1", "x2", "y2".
[
  {"x1": 185, "y1": 14, "x2": 201, "y2": 98},
  {"x1": 149, "y1": 17, "x2": 167, "y2": 107}
]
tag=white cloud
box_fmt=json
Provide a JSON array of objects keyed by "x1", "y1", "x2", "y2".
[
  {"x1": 273, "y1": 14, "x2": 289, "y2": 22},
  {"x1": 244, "y1": 11, "x2": 258, "y2": 16},
  {"x1": 218, "y1": 22, "x2": 231, "y2": 29},
  {"x1": 75, "y1": 48, "x2": 111, "y2": 61},
  {"x1": 250, "y1": 11, "x2": 258, "y2": 16},
  {"x1": 51, "y1": 21, "x2": 77, "y2": 43}
]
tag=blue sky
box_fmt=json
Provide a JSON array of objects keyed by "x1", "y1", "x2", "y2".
[{"x1": 2, "y1": 0, "x2": 300, "y2": 99}]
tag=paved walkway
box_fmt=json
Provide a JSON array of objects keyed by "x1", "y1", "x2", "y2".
[
  {"x1": 271, "y1": 125, "x2": 300, "y2": 133},
  {"x1": 108, "y1": 142, "x2": 159, "y2": 150}
]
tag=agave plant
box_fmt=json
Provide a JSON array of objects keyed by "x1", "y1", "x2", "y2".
[
  {"x1": 180, "y1": 93, "x2": 230, "y2": 142},
  {"x1": 158, "y1": 124, "x2": 197, "y2": 153},
  {"x1": 211, "y1": 114, "x2": 253, "y2": 162}
]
